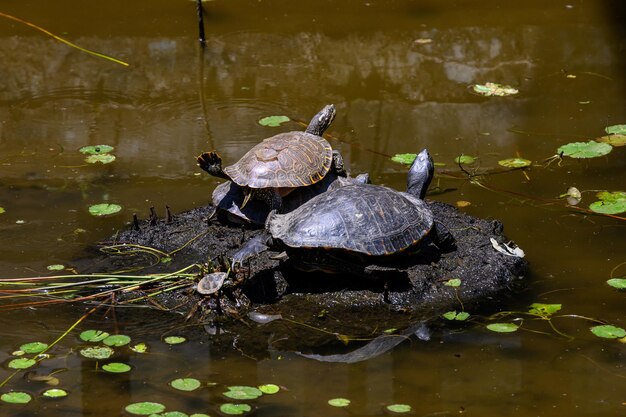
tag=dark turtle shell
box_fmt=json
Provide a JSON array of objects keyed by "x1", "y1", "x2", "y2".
[
  {"x1": 223, "y1": 132, "x2": 333, "y2": 189},
  {"x1": 268, "y1": 184, "x2": 434, "y2": 256}
]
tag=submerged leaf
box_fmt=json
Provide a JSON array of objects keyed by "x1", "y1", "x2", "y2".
[
  {"x1": 391, "y1": 153, "x2": 417, "y2": 165},
  {"x1": 46, "y1": 264, "x2": 65, "y2": 271},
  {"x1": 258, "y1": 115, "x2": 290, "y2": 127},
  {"x1": 223, "y1": 386, "x2": 263, "y2": 400},
  {"x1": 605, "y1": 124, "x2": 626, "y2": 135},
  {"x1": 328, "y1": 398, "x2": 351, "y2": 407},
  {"x1": 125, "y1": 402, "x2": 166, "y2": 415},
  {"x1": 498, "y1": 158, "x2": 531, "y2": 168},
  {"x1": 387, "y1": 404, "x2": 412, "y2": 413},
  {"x1": 79, "y1": 346, "x2": 114, "y2": 359},
  {"x1": 528, "y1": 303, "x2": 561, "y2": 317},
  {"x1": 590, "y1": 325, "x2": 626, "y2": 339},
  {"x1": 454, "y1": 154, "x2": 476, "y2": 164},
  {"x1": 164, "y1": 336, "x2": 186, "y2": 345},
  {"x1": 596, "y1": 134, "x2": 626, "y2": 147},
  {"x1": 89, "y1": 203, "x2": 122, "y2": 217},
  {"x1": 85, "y1": 154, "x2": 116, "y2": 164},
  {"x1": 486, "y1": 323, "x2": 519, "y2": 333},
  {"x1": 607, "y1": 278, "x2": 626, "y2": 289},
  {"x1": 557, "y1": 141, "x2": 612, "y2": 158},
  {"x1": 472, "y1": 82, "x2": 518, "y2": 97}
]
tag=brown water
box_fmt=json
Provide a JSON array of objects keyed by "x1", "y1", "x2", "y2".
[{"x1": 1, "y1": 0, "x2": 625, "y2": 415}]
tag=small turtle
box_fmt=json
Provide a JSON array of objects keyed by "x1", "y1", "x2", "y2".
[
  {"x1": 231, "y1": 149, "x2": 455, "y2": 277},
  {"x1": 197, "y1": 104, "x2": 342, "y2": 210}
]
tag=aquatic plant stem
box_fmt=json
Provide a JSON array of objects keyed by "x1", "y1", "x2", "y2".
[{"x1": 0, "y1": 11, "x2": 129, "y2": 67}]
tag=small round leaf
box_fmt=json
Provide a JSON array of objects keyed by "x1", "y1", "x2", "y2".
[
  {"x1": 79, "y1": 145, "x2": 114, "y2": 155},
  {"x1": 258, "y1": 384, "x2": 280, "y2": 394},
  {"x1": 328, "y1": 398, "x2": 351, "y2": 407},
  {"x1": 590, "y1": 325, "x2": 626, "y2": 339},
  {"x1": 89, "y1": 203, "x2": 122, "y2": 217},
  {"x1": 102, "y1": 362, "x2": 131, "y2": 373},
  {"x1": 164, "y1": 336, "x2": 186, "y2": 345},
  {"x1": 219, "y1": 403, "x2": 252, "y2": 415},
  {"x1": 597, "y1": 134, "x2": 626, "y2": 147},
  {"x1": 605, "y1": 124, "x2": 626, "y2": 135},
  {"x1": 386, "y1": 404, "x2": 412, "y2": 413},
  {"x1": 46, "y1": 264, "x2": 65, "y2": 271},
  {"x1": 486, "y1": 323, "x2": 519, "y2": 333},
  {"x1": 1, "y1": 391, "x2": 32, "y2": 404},
  {"x1": 80, "y1": 330, "x2": 110, "y2": 342},
  {"x1": 79, "y1": 346, "x2": 114, "y2": 360},
  {"x1": 391, "y1": 153, "x2": 417, "y2": 165},
  {"x1": 42, "y1": 388, "x2": 68, "y2": 398},
  {"x1": 103, "y1": 334, "x2": 131, "y2": 347},
  {"x1": 8, "y1": 358, "x2": 37, "y2": 369},
  {"x1": 454, "y1": 155, "x2": 476, "y2": 164},
  {"x1": 498, "y1": 158, "x2": 531, "y2": 168},
  {"x1": 557, "y1": 141, "x2": 612, "y2": 158},
  {"x1": 20, "y1": 342, "x2": 48, "y2": 354},
  {"x1": 85, "y1": 154, "x2": 116, "y2": 164},
  {"x1": 170, "y1": 378, "x2": 201, "y2": 392},
  {"x1": 607, "y1": 278, "x2": 626, "y2": 289},
  {"x1": 223, "y1": 386, "x2": 263, "y2": 400},
  {"x1": 125, "y1": 402, "x2": 166, "y2": 415},
  {"x1": 258, "y1": 115, "x2": 290, "y2": 127}
]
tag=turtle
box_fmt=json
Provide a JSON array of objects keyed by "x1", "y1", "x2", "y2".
[
  {"x1": 211, "y1": 168, "x2": 371, "y2": 226},
  {"x1": 231, "y1": 149, "x2": 455, "y2": 277},
  {"x1": 197, "y1": 104, "x2": 342, "y2": 211}
]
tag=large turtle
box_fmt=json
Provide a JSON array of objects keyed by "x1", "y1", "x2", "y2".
[
  {"x1": 231, "y1": 149, "x2": 455, "y2": 277},
  {"x1": 197, "y1": 104, "x2": 341, "y2": 210}
]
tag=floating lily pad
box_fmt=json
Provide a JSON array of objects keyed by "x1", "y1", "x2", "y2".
[
  {"x1": 164, "y1": 336, "x2": 186, "y2": 345},
  {"x1": 8, "y1": 358, "x2": 36, "y2": 369},
  {"x1": 224, "y1": 386, "x2": 263, "y2": 400},
  {"x1": 190, "y1": 414, "x2": 211, "y2": 417},
  {"x1": 79, "y1": 346, "x2": 114, "y2": 360},
  {"x1": 386, "y1": 404, "x2": 412, "y2": 413},
  {"x1": 557, "y1": 141, "x2": 612, "y2": 158},
  {"x1": 454, "y1": 154, "x2": 476, "y2": 164},
  {"x1": 79, "y1": 145, "x2": 114, "y2": 155},
  {"x1": 442, "y1": 311, "x2": 469, "y2": 321},
  {"x1": 160, "y1": 412, "x2": 188, "y2": 417},
  {"x1": 102, "y1": 362, "x2": 131, "y2": 373},
  {"x1": 596, "y1": 134, "x2": 626, "y2": 147},
  {"x1": 588, "y1": 191, "x2": 626, "y2": 215},
  {"x1": 391, "y1": 153, "x2": 417, "y2": 165},
  {"x1": 220, "y1": 403, "x2": 252, "y2": 415},
  {"x1": 328, "y1": 398, "x2": 351, "y2": 407},
  {"x1": 89, "y1": 203, "x2": 122, "y2": 217},
  {"x1": 258, "y1": 384, "x2": 280, "y2": 394},
  {"x1": 0, "y1": 207, "x2": 5, "y2": 214},
  {"x1": 20, "y1": 342, "x2": 48, "y2": 354},
  {"x1": 605, "y1": 124, "x2": 626, "y2": 135},
  {"x1": 486, "y1": 323, "x2": 519, "y2": 333},
  {"x1": 258, "y1": 115, "x2": 290, "y2": 127},
  {"x1": 46, "y1": 264, "x2": 65, "y2": 271},
  {"x1": 1, "y1": 391, "x2": 32, "y2": 404},
  {"x1": 590, "y1": 325, "x2": 626, "y2": 339},
  {"x1": 85, "y1": 154, "x2": 116, "y2": 164},
  {"x1": 103, "y1": 334, "x2": 131, "y2": 347},
  {"x1": 42, "y1": 388, "x2": 68, "y2": 398},
  {"x1": 444, "y1": 278, "x2": 461, "y2": 288},
  {"x1": 472, "y1": 82, "x2": 518, "y2": 97},
  {"x1": 498, "y1": 158, "x2": 531, "y2": 168},
  {"x1": 80, "y1": 330, "x2": 110, "y2": 342},
  {"x1": 125, "y1": 401, "x2": 166, "y2": 415},
  {"x1": 607, "y1": 278, "x2": 626, "y2": 289},
  {"x1": 130, "y1": 343, "x2": 148, "y2": 353},
  {"x1": 170, "y1": 378, "x2": 201, "y2": 392},
  {"x1": 528, "y1": 303, "x2": 561, "y2": 317}
]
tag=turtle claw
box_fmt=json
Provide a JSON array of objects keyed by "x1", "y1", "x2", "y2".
[{"x1": 197, "y1": 151, "x2": 229, "y2": 179}]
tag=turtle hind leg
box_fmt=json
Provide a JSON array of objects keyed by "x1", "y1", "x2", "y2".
[
  {"x1": 432, "y1": 221, "x2": 456, "y2": 251},
  {"x1": 197, "y1": 151, "x2": 230, "y2": 180}
]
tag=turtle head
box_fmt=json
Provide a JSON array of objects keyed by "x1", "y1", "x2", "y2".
[
  {"x1": 406, "y1": 149, "x2": 434, "y2": 200},
  {"x1": 305, "y1": 104, "x2": 336, "y2": 136}
]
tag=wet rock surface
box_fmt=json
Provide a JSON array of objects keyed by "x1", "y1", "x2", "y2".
[{"x1": 81, "y1": 200, "x2": 528, "y2": 359}]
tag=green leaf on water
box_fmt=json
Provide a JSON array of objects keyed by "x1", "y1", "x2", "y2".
[
  {"x1": 0, "y1": 207, "x2": 5, "y2": 214},
  {"x1": 219, "y1": 403, "x2": 252, "y2": 415},
  {"x1": 498, "y1": 158, "x2": 532, "y2": 168},
  {"x1": 258, "y1": 384, "x2": 280, "y2": 394},
  {"x1": 224, "y1": 386, "x2": 263, "y2": 400},
  {"x1": 20, "y1": 342, "x2": 48, "y2": 354},
  {"x1": 590, "y1": 325, "x2": 626, "y2": 339},
  {"x1": 589, "y1": 191, "x2": 626, "y2": 215},
  {"x1": 1, "y1": 391, "x2": 32, "y2": 404},
  {"x1": 596, "y1": 134, "x2": 626, "y2": 147},
  {"x1": 164, "y1": 336, "x2": 186, "y2": 345},
  {"x1": 79, "y1": 346, "x2": 114, "y2": 360},
  {"x1": 79, "y1": 144, "x2": 114, "y2": 155},
  {"x1": 391, "y1": 153, "x2": 417, "y2": 165},
  {"x1": 258, "y1": 115, "x2": 290, "y2": 127},
  {"x1": 386, "y1": 404, "x2": 412, "y2": 413},
  {"x1": 160, "y1": 412, "x2": 189, "y2": 417},
  {"x1": 8, "y1": 358, "x2": 37, "y2": 369},
  {"x1": 170, "y1": 378, "x2": 201, "y2": 392},
  {"x1": 454, "y1": 154, "x2": 477, "y2": 164},
  {"x1": 472, "y1": 82, "x2": 518, "y2": 97},
  {"x1": 557, "y1": 141, "x2": 612, "y2": 158},
  {"x1": 102, "y1": 362, "x2": 131, "y2": 373},
  {"x1": 190, "y1": 414, "x2": 211, "y2": 417},
  {"x1": 42, "y1": 388, "x2": 68, "y2": 398},
  {"x1": 46, "y1": 264, "x2": 65, "y2": 271},
  {"x1": 130, "y1": 342, "x2": 148, "y2": 353},
  {"x1": 89, "y1": 203, "x2": 122, "y2": 217},
  {"x1": 605, "y1": 124, "x2": 626, "y2": 135},
  {"x1": 328, "y1": 398, "x2": 351, "y2": 407},
  {"x1": 80, "y1": 330, "x2": 110, "y2": 342},
  {"x1": 486, "y1": 323, "x2": 519, "y2": 333},
  {"x1": 528, "y1": 303, "x2": 562, "y2": 317},
  {"x1": 125, "y1": 401, "x2": 166, "y2": 415},
  {"x1": 443, "y1": 278, "x2": 461, "y2": 288},
  {"x1": 103, "y1": 334, "x2": 131, "y2": 347},
  {"x1": 607, "y1": 278, "x2": 626, "y2": 289},
  {"x1": 85, "y1": 154, "x2": 116, "y2": 164}
]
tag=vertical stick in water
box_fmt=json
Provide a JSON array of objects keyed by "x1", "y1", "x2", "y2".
[{"x1": 197, "y1": 0, "x2": 206, "y2": 45}]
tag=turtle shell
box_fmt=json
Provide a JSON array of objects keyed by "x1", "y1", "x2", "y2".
[
  {"x1": 268, "y1": 184, "x2": 434, "y2": 256},
  {"x1": 223, "y1": 132, "x2": 333, "y2": 189}
]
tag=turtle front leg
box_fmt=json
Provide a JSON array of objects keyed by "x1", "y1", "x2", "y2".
[
  {"x1": 331, "y1": 150, "x2": 347, "y2": 177},
  {"x1": 232, "y1": 233, "x2": 272, "y2": 267},
  {"x1": 432, "y1": 221, "x2": 456, "y2": 251},
  {"x1": 197, "y1": 151, "x2": 231, "y2": 180}
]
